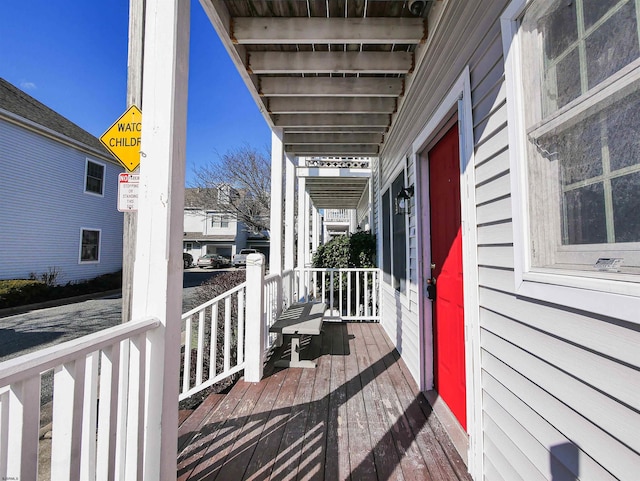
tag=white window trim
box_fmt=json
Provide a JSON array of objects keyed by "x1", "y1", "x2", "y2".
[
  {"x1": 84, "y1": 158, "x2": 106, "y2": 197},
  {"x1": 502, "y1": 0, "x2": 640, "y2": 322},
  {"x1": 79, "y1": 228, "x2": 101, "y2": 264}
]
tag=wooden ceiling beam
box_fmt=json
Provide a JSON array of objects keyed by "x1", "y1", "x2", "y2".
[
  {"x1": 284, "y1": 132, "x2": 383, "y2": 144},
  {"x1": 248, "y1": 51, "x2": 413, "y2": 74},
  {"x1": 269, "y1": 97, "x2": 396, "y2": 114},
  {"x1": 274, "y1": 113, "x2": 390, "y2": 127},
  {"x1": 283, "y1": 126, "x2": 388, "y2": 133},
  {"x1": 232, "y1": 17, "x2": 426, "y2": 44},
  {"x1": 260, "y1": 77, "x2": 404, "y2": 97},
  {"x1": 286, "y1": 145, "x2": 380, "y2": 155}
]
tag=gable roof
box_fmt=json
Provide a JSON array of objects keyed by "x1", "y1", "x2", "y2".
[{"x1": 0, "y1": 77, "x2": 114, "y2": 161}]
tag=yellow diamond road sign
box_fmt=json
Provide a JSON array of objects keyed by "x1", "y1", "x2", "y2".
[{"x1": 100, "y1": 105, "x2": 142, "y2": 172}]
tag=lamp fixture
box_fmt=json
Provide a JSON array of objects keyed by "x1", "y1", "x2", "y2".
[{"x1": 395, "y1": 185, "x2": 415, "y2": 215}]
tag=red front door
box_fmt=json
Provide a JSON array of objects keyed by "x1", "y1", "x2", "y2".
[{"x1": 428, "y1": 123, "x2": 466, "y2": 429}]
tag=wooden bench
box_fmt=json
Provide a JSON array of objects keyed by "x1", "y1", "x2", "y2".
[{"x1": 269, "y1": 302, "x2": 326, "y2": 368}]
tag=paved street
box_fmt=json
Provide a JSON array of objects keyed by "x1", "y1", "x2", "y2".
[{"x1": 0, "y1": 267, "x2": 232, "y2": 363}]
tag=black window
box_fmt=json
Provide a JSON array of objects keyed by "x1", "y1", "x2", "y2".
[
  {"x1": 80, "y1": 229, "x2": 100, "y2": 262},
  {"x1": 382, "y1": 190, "x2": 391, "y2": 284},
  {"x1": 381, "y1": 171, "x2": 408, "y2": 292},
  {"x1": 391, "y1": 173, "x2": 407, "y2": 292},
  {"x1": 85, "y1": 160, "x2": 104, "y2": 195}
]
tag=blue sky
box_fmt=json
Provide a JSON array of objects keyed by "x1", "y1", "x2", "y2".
[{"x1": 0, "y1": 0, "x2": 271, "y2": 184}]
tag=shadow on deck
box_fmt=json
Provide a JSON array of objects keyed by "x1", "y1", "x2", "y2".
[{"x1": 177, "y1": 322, "x2": 471, "y2": 481}]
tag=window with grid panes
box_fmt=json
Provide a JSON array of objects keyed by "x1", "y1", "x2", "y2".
[
  {"x1": 520, "y1": 0, "x2": 640, "y2": 278},
  {"x1": 85, "y1": 160, "x2": 104, "y2": 195},
  {"x1": 211, "y1": 214, "x2": 230, "y2": 228}
]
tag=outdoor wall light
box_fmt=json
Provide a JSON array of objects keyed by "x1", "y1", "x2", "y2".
[{"x1": 395, "y1": 185, "x2": 415, "y2": 215}]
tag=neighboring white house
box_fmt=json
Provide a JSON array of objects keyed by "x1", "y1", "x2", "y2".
[
  {"x1": 182, "y1": 187, "x2": 269, "y2": 262},
  {"x1": 0, "y1": 78, "x2": 123, "y2": 284}
]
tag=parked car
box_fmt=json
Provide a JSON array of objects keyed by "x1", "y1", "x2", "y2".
[
  {"x1": 216, "y1": 255, "x2": 231, "y2": 267},
  {"x1": 183, "y1": 252, "x2": 193, "y2": 268},
  {"x1": 197, "y1": 253, "x2": 228, "y2": 269},
  {"x1": 232, "y1": 248, "x2": 258, "y2": 267}
]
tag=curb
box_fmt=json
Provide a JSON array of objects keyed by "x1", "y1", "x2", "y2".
[{"x1": 0, "y1": 289, "x2": 122, "y2": 319}]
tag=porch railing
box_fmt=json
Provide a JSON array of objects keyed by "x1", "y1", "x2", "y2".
[
  {"x1": 0, "y1": 316, "x2": 159, "y2": 481},
  {"x1": 296, "y1": 267, "x2": 380, "y2": 321},
  {"x1": 179, "y1": 264, "x2": 380, "y2": 399},
  {"x1": 180, "y1": 267, "x2": 297, "y2": 399},
  {"x1": 0, "y1": 262, "x2": 383, "y2": 479},
  {"x1": 179, "y1": 282, "x2": 247, "y2": 401}
]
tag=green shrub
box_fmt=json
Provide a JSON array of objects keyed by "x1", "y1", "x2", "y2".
[
  {"x1": 0, "y1": 279, "x2": 43, "y2": 296},
  {"x1": 0, "y1": 271, "x2": 122, "y2": 309},
  {"x1": 312, "y1": 230, "x2": 376, "y2": 268},
  {"x1": 311, "y1": 231, "x2": 377, "y2": 315}
]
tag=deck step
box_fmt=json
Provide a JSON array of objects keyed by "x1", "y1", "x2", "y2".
[{"x1": 177, "y1": 392, "x2": 226, "y2": 452}]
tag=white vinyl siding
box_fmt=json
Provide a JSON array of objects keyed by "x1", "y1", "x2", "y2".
[
  {"x1": 0, "y1": 118, "x2": 123, "y2": 284},
  {"x1": 375, "y1": 0, "x2": 640, "y2": 479}
]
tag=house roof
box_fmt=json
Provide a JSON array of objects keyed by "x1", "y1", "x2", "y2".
[
  {"x1": 183, "y1": 232, "x2": 236, "y2": 242},
  {"x1": 184, "y1": 187, "x2": 228, "y2": 209},
  {"x1": 0, "y1": 77, "x2": 115, "y2": 162}
]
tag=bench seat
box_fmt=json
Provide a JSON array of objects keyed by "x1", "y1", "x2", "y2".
[{"x1": 270, "y1": 302, "x2": 326, "y2": 368}]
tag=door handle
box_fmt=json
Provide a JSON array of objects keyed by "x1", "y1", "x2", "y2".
[{"x1": 427, "y1": 277, "x2": 436, "y2": 301}]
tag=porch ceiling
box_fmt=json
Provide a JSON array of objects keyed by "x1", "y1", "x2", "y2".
[
  {"x1": 200, "y1": 0, "x2": 432, "y2": 158},
  {"x1": 306, "y1": 176, "x2": 370, "y2": 208},
  {"x1": 298, "y1": 165, "x2": 371, "y2": 208}
]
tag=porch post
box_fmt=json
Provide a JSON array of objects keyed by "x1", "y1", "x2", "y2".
[
  {"x1": 297, "y1": 171, "x2": 306, "y2": 265},
  {"x1": 284, "y1": 153, "x2": 296, "y2": 271},
  {"x1": 297, "y1": 159, "x2": 306, "y2": 299},
  {"x1": 132, "y1": 0, "x2": 189, "y2": 479},
  {"x1": 269, "y1": 129, "x2": 284, "y2": 276},
  {"x1": 303, "y1": 191, "x2": 311, "y2": 266},
  {"x1": 245, "y1": 253, "x2": 266, "y2": 382},
  {"x1": 311, "y1": 207, "x2": 320, "y2": 254}
]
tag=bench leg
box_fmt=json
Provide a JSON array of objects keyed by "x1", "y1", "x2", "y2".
[{"x1": 275, "y1": 335, "x2": 317, "y2": 369}]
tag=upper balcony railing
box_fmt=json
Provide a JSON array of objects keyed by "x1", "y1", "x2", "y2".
[
  {"x1": 324, "y1": 209, "x2": 351, "y2": 223},
  {"x1": 305, "y1": 157, "x2": 371, "y2": 169}
]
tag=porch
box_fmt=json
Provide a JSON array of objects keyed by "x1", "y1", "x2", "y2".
[{"x1": 177, "y1": 322, "x2": 470, "y2": 481}]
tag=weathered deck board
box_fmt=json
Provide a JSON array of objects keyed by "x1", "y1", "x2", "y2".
[
  {"x1": 178, "y1": 322, "x2": 472, "y2": 481},
  {"x1": 178, "y1": 394, "x2": 226, "y2": 452},
  {"x1": 377, "y1": 328, "x2": 471, "y2": 481}
]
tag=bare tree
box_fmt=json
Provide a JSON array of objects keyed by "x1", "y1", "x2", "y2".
[{"x1": 190, "y1": 145, "x2": 271, "y2": 233}]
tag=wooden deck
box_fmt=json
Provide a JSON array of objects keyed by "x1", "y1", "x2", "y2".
[{"x1": 177, "y1": 322, "x2": 471, "y2": 481}]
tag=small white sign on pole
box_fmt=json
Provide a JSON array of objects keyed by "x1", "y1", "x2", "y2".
[{"x1": 118, "y1": 173, "x2": 139, "y2": 212}]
